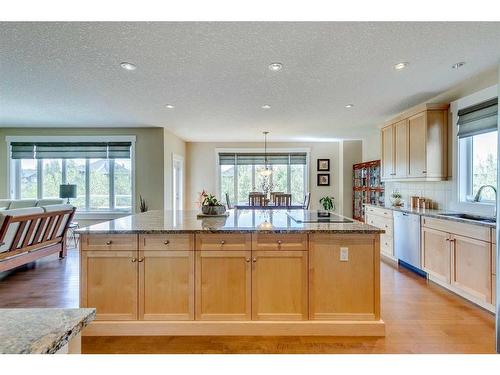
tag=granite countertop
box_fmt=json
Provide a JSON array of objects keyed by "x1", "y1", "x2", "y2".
[
  {"x1": 77, "y1": 209, "x2": 384, "y2": 234},
  {"x1": 364, "y1": 204, "x2": 496, "y2": 228},
  {"x1": 0, "y1": 308, "x2": 95, "y2": 354}
]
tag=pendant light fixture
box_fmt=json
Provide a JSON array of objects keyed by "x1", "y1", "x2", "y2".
[{"x1": 260, "y1": 131, "x2": 272, "y2": 176}]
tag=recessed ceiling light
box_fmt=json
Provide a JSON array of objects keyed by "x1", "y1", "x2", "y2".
[
  {"x1": 345, "y1": 104, "x2": 354, "y2": 108},
  {"x1": 394, "y1": 62, "x2": 409, "y2": 70},
  {"x1": 120, "y1": 62, "x2": 137, "y2": 71},
  {"x1": 261, "y1": 104, "x2": 271, "y2": 109},
  {"x1": 452, "y1": 62, "x2": 466, "y2": 69},
  {"x1": 268, "y1": 63, "x2": 283, "y2": 72},
  {"x1": 165, "y1": 104, "x2": 175, "y2": 109}
]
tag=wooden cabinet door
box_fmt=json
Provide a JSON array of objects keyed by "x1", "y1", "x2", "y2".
[
  {"x1": 139, "y1": 250, "x2": 194, "y2": 320},
  {"x1": 394, "y1": 119, "x2": 408, "y2": 178},
  {"x1": 381, "y1": 125, "x2": 394, "y2": 179},
  {"x1": 81, "y1": 250, "x2": 138, "y2": 320},
  {"x1": 452, "y1": 235, "x2": 492, "y2": 303},
  {"x1": 408, "y1": 112, "x2": 427, "y2": 178},
  {"x1": 195, "y1": 250, "x2": 251, "y2": 320},
  {"x1": 309, "y1": 234, "x2": 377, "y2": 320},
  {"x1": 251, "y1": 250, "x2": 308, "y2": 320},
  {"x1": 421, "y1": 227, "x2": 451, "y2": 284}
]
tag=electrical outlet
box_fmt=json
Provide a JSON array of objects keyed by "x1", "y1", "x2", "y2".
[{"x1": 340, "y1": 247, "x2": 349, "y2": 261}]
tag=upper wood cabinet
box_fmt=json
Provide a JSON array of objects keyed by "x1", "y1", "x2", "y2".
[{"x1": 380, "y1": 104, "x2": 449, "y2": 181}]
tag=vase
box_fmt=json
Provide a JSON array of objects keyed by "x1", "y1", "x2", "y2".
[{"x1": 201, "y1": 205, "x2": 226, "y2": 215}]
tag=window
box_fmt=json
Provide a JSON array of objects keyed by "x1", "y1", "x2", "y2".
[
  {"x1": 218, "y1": 152, "x2": 308, "y2": 205},
  {"x1": 457, "y1": 98, "x2": 498, "y2": 204},
  {"x1": 9, "y1": 139, "x2": 134, "y2": 212}
]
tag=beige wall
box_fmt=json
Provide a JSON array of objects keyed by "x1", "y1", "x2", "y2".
[
  {"x1": 186, "y1": 141, "x2": 345, "y2": 212},
  {"x1": 340, "y1": 140, "x2": 362, "y2": 217},
  {"x1": 0, "y1": 127, "x2": 165, "y2": 212},
  {"x1": 163, "y1": 128, "x2": 187, "y2": 210}
]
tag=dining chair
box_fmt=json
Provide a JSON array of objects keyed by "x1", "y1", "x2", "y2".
[
  {"x1": 225, "y1": 193, "x2": 233, "y2": 209},
  {"x1": 270, "y1": 192, "x2": 284, "y2": 204},
  {"x1": 275, "y1": 193, "x2": 291, "y2": 207},
  {"x1": 249, "y1": 194, "x2": 266, "y2": 206},
  {"x1": 302, "y1": 192, "x2": 311, "y2": 210}
]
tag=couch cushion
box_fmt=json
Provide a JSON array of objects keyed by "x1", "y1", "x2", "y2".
[
  {"x1": 42, "y1": 204, "x2": 74, "y2": 238},
  {"x1": 0, "y1": 199, "x2": 12, "y2": 210},
  {"x1": 36, "y1": 199, "x2": 64, "y2": 207},
  {"x1": 8, "y1": 199, "x2": 38, "y2": 209},
  {"x1": 0, "y1": 207, "x2": 45, "y2": 254}
]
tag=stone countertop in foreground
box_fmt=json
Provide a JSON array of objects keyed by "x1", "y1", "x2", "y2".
[
  {"x1": 0, "y1": 308, "x2": 95, "y2": 354},
  {"x1": 364, "y1": 204, "x2": 495, "y2": 228},
  {"x1": 77, "y1": 209, "x2": 384, "y2": 234}
]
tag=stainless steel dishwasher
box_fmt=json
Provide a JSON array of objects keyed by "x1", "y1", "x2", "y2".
[{"x1": 393, "y1": 211, "x2": 422, "y2": 271}]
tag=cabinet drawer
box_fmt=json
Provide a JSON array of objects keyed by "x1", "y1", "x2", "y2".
[
  {"x1": 195, "y1": 233, "x2": 251, "y2": 251},
  {"x1": 81, "y1": 234, "x2": 138, "y2": 251},
  {"x1": 140, "y1": 234, "x2": 194, "y2": 251},
  {"x1": 252, "y1": 233, "x2": 308, "y2": 251},
  {"x1": 366, "y1": 206, "x2": 393, "y2": 219},
  {"x1": 422, "y1": 216, "x2": 490, "y2": 242},
  {"x1": 366, "y1": 215, "x2": 393, "y2": 236},
  {"x1": 380, "y1": 234, "x2": 393, "y2": 256}
]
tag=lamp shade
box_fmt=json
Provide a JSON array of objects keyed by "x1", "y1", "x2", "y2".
[{"x1": 59, "y1": 184, "x2": 77, "y2": 199}]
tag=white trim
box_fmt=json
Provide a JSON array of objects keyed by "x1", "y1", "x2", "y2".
[
  {"x1": 5, "y1": 135, "x2": 136, "y2": 143},
  {"x1": 172, "y1": 153, "x2": 184, "y2": 211},
  {"x1": 450, "y1": 85, "x2": 498, "y2": 217}
]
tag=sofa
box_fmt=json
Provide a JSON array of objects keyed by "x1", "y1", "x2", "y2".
[
  {"x1": 0, "y1": 202, "x2": 75, "y2": 273},
  {"x1": 0, "y1": 198, "x2": 64, "y2": 211}
]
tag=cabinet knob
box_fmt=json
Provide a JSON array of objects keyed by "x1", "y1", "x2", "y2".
[
  {"x1": 106, "y1": 240, "x2": 112, "y2": 245},
  {"x1": 445, "y1": 238, "x2": 450, "y2": 241},
  {"x1": 138, "y1": 257, "x2": 144, "y2": 262},
  {"x1": 131, "y1": 258, "x2": 137, "y2": 262},
  {"x1": 277, "y1": 240, "x2": 283, "y2": 245},
  {"x1": 220, "y1": 240, "x2": 225, "y2": 245},
  {"x1": 252, "y1": 257, "x2": 257, "y2": 263},
  {"x1": 163, "y1": 240, "x2": 170, "y2": 245},
  {"x1": 245, "y1": 257, "x2": 251, "y2": 263},
  {"x1": 422, "y1": 171, "x2": 427, "y2": 174}
]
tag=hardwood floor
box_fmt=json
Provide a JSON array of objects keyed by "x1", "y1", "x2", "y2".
[{"x1": 0, "y1": 248, "x2": 495, "y2": 353}]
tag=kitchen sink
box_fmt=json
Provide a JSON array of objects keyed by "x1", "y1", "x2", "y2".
[{"x1": 438, "y1": 213, "x2": 496, "y2": 224}]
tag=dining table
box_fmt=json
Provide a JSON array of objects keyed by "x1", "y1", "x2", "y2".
[{"x1": 234, "y1": 203, "x2": 304, "y2": 210}]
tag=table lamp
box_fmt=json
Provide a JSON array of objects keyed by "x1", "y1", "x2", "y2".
[{"x1": 60, "y1": 184, "x2": 77, "y2": 204}]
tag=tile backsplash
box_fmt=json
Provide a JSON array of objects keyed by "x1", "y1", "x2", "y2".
[{"x1": 384, "y1": 181, "x2": 453, "y2": 210}]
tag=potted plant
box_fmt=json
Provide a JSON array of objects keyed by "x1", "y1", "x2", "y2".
[
  {"x1": 200, "y1": 192, "x2": 226, "y2": 215},
  {"x1": 319, "y1": 196, "x2": 335, "y2": 216},
  {"x1": 390, "y1": 190, "x2": 403, "y2": 207}
]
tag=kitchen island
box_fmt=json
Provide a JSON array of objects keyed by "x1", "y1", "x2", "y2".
[{"x1": 78, "y1": 209, "x2": 385, "y2": 336}]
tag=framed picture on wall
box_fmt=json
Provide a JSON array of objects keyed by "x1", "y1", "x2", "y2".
[
  {"x1": 317, "y1": 173, "x2": 330, "y2": 186},
  {"x1": 317, "y1": 159, "x2": 330, "y2": 171}
]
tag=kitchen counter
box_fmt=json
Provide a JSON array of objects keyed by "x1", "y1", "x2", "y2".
[
  {"x1": 364, "y1": 204, "x2": 495, "y2": 228},
  {"x1": 77, "y1": 209, "x2": 384, "y2": 234},
  {"x1": 0, "y1": 308, "x2": 95, "y2": 354}
]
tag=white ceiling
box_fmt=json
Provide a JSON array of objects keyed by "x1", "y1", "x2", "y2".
[{"x1": 1, "y1": 22, "x2": 500, "y2": 142}]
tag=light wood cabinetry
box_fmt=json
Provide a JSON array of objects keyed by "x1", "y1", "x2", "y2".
[
  {"x1": 139, "y1": 250, "x2": 194, "y2": 320},
  {"x1": 381, "y1": 126, "x2": 394, "y2": 179},
  {"x1": 196, "y1": 233, "x2": 251, "y2": 251},
  {"x1": 252, "y1": 233, "x2": 307, "y2": 251},
  {"x1": 422, "y1": 218, "x2": 494, "y2": 311},
  {"x1": 380, "y1": 104, "x2": 449, "y2": 182},
  {"x1": 140, "y1": 234, "x2": 193, "y2": 251},
  {"x1": 451, "y1": 235, "x2": 492, "y2": 303},
  {"x1": 81, "y1": 234, "x2": 138, "y2": 251},
  {"x1": 195, "y1": 250, "x2": 252, "y2": 320},
  {"x1": 309, "y1": 234, "x2": 379, "y2": 320},
  {"x1": 421, "y1": 226, "x2": 451, "y2": 283},
  {"x1": 394, "y1": 119, "x2": 408, "y2": 178},
  {"x1": 81, "y1": 250, "x2": 138, "y2": 320},
  {"x1": 365, "y1": 206, "x2": 395, "y2": 261},
  {"x1": 251, "y1": 250, "x2": 308, "y2": 320}
]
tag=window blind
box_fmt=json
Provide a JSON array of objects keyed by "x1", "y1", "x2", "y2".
[
  {"x1": 457, "y1": 97, "x2": 498, "y2": 139},
  {"x1": 219, "y1": 152, "x2": 307, "y2": 165},
  {"x1": 10, "y1": 142, "x2": 132, "y2": 159}
]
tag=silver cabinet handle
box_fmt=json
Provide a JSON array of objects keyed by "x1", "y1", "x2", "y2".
[
  {"x1": 422, "y1": 171, "x2": 427, "y2": 174},
  {"x1": 138, "y1": 257, "x2": 144, "y2": 262},
  {"x1": 131, "y1": 258, "x2": 137, "y2": 262},
  {"x1": 163, "y1": 240, "x2": 170, "y2": 245},
  {"x1": 106, "y1": 240, "x2": 112, "y2": 245},
  {"x1": 252, "y1": 257, "x2": 257, "y2": 263},
  {"x1": 277, "y1": 240, "x2": 283, "y2": 245},
  {"x1": 245, "y1": 257, "x2": 251, "y2": 263},
  {"x1": 220, "y1": 240, "x2": 226, "y2": 245}
]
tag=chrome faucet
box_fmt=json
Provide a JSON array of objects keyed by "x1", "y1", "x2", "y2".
[{"x1": 474, "y1": 184, "x2": 497, "y2": 217}]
